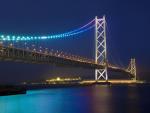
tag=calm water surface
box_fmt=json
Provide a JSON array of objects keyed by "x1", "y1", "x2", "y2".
[{"x1": 0, "y1": 84, "x2": 150, "y2": 113}]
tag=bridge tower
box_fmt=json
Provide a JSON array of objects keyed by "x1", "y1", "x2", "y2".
[
  {"x1": 127, "y1": 58, "x2": 137, "y2": 81},
  {"x1": 95, "y1": 16, "x2": 108, "y2": 81}
]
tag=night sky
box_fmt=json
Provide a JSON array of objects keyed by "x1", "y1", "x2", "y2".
[{"x1": 0, "y1": 0, "x2": 150, "y2": 83}]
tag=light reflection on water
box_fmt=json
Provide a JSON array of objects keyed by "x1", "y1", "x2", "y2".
[{"x1": 0, "y1": 85, "x2": 150, "y2": 113}]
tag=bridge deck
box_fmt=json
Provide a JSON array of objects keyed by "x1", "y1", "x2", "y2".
[{"x1": 0, "y1": 46, "x2": 132, "y2": 76}]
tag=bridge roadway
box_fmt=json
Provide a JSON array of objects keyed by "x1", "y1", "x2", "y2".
[{"x1": 0, "y1": 46, "x2": 130, "y2": 75}]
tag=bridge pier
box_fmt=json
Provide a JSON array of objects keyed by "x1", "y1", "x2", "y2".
[
  {"x1": 127, "y1": 58, "x2": 137, "y2": 81},
  {"x1": 95, "y1": 16, "x2": 108, "y2": 81},
  {"x1": 95, "y1": 68, "x2": 108, "y2": 81}
]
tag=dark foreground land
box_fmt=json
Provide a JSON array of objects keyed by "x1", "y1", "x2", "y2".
[
  {"x1": 0, "y1": 83, "x2": 93, "y2": 96},
  {"x1": 0, "y1": 85, "x2": 26, "y2": 96}
]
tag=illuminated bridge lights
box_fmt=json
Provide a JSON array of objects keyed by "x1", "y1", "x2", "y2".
[
  {"x1": 0, "y1": 19, "x2": 95, "y2": 41},
  {"x1": 46, "y1": 77, "x2": 81, "y2": 83}
]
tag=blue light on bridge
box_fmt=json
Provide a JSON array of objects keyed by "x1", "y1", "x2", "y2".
[{"x1": 0, "y1": 19, "x2": 95, "y2": 41}]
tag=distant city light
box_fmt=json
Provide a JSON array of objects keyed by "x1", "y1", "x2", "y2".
[{"x1": 56, "y1": 77, "x2": 60, "y2": 81}]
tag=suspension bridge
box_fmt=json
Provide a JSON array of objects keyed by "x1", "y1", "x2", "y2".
[{"x1": 0, "y1": 16, "x2": 137, "y2": 82}]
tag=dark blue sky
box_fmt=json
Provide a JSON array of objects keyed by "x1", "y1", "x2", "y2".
[{"x1": 0, "y1": 0, "x2": 150, "y2": 83}]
